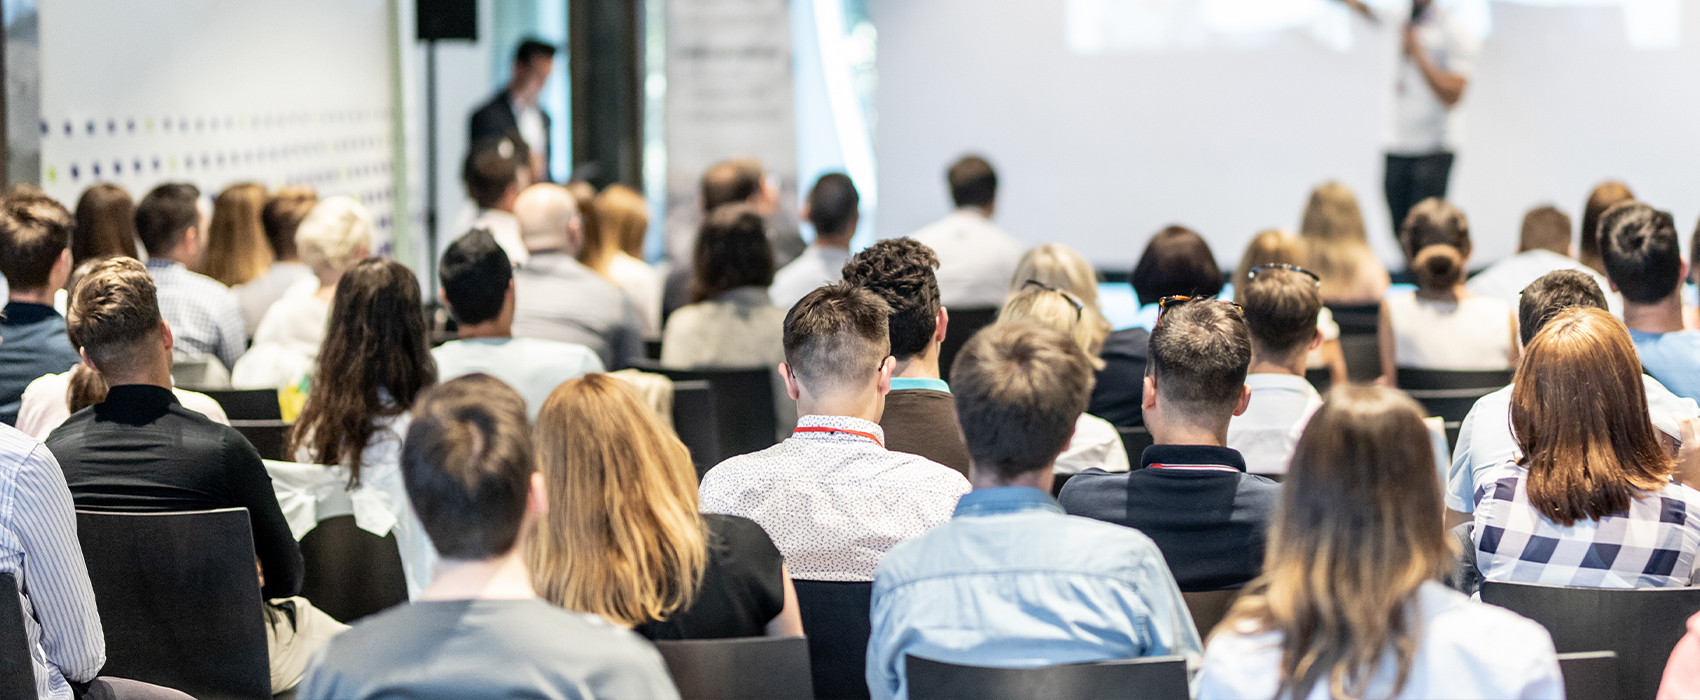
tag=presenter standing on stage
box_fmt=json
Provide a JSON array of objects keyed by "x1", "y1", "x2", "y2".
[
  {"x1": 470, "y1": 39, "x2": 557, "y2": 184},
  {"x1": 1342, "y1": 0, "x2": 1481, "y2": 234}
]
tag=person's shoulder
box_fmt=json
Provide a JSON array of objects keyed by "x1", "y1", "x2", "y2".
[
  {"x1": 0, "y1": 422, "x2": 52, "y2": 470},
  {"x1": 882, "y1": 451, "x2": 971, "y2": 490},
  {"x1": 512, "y1": 337, "x2": 603, "y2": 366},
  {"x1": 1421, "y1": 582, "x2": 1553, "y2": 653},
  {"x1": 1100, "y1": 327, "x2": 1151, "y2": 358},
  {"x1": 1057, "y1": 468, "x2": 1132, "y2": 504}
]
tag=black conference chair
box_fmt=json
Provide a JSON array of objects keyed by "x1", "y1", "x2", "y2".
[
  {"x1": 199, "y1": 389, "x2": 295, "y2": 460},
  {"x1": 793, "y1": 580, "x2": 874, "y2": 700},
  {"x1": 655, "y1": 636, "x2": 814, "y2": 700},
  {"x1": 0, "y1": 572, "x2": 34, "y2": 699},
  {"x1": 905, "y1": 654, "x2": 1189, "y2": 700},
  {"x1": 1480, "y1": 581, "x2": 1700, "y2": 700},
  {"x1": 1557, "y1": 651, "x2": 1620, "y2": 700},
  {"x1": 1324, "y1": 303, "x2": 1381, "y2": 382},
  {"x1": 937, "y1": 307, "x2": 1000, "y2": 382},
  {"x1": 1304, "y1": 366, "x2": 1333, "y2": 394},
  {"x1": 1182, "y1": 589, "x2": 1238, "y2": 638},
  {"x1": 76, "y1": 508, "x2": 271, "y2": 699},
  {"x1": 1117, "y1": 426, "x2": 1154, "y2": 467},
  {"x1": 1396, "y1": 368, "x2": 1512, "y2": 447},
  {"x1": 640, "y1": 365, "x2": 779, "y2": 467},
  {"x1": 670, "y1": 379, "x2": 721, "y2": 476},
  {"x1": 298, "y1": 515, "x2": 410, "y2": 624}
]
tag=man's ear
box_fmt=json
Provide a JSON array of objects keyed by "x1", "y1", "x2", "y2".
[
  {"x1": 159, "y1": 320, "x2": 174, "y2": 353},
  {"x1": 1142, "y1": 375, "x2": 1158, "y2": 412},
  {"x1": 527, "y1": 471, "x2": 549, "y2": 514},
  {"x1": 1309, "y1": 329, "x2": 1324, "y2": 352},
  {"x1": 779, "y1": 362, "x2": 802, "y2": 401},
  {"x1": 1233, "y1": 384, "x2": 1252, "y2": 417},
  {"x1": 876, "y1": 355, "x2": 895, "y2": 396},
  {"x1": 52, "y1": 248, "x2": 72, "y2": 284},
  {"x1": 934, "y1": 307, "x2": 950, "y2": 344}
]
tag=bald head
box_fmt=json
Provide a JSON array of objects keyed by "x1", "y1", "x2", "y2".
[{"x1": 514, "y1": 184, "x2": 581, "y2": 254}]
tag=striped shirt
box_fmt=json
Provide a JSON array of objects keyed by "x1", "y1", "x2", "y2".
[
  {"x1": 0, "y1": 423, "x2": 103, "y2": 699},
  {"x1": 147, "y1": 259, "x2": 247, "y2": 370}
]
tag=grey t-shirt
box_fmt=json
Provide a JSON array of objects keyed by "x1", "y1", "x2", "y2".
[{"x1": 298, "y1": 598, "x2": 680, "y2": 700}]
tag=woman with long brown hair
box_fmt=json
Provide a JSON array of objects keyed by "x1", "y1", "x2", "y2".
[
  {"x1": 71, "y1": 183, "x2": 139, "y2": 265},
  {"x1": 1377, "y1": 198, "x2": 1517, "y2": 384},
  {"x1": 288, "y1": 258, "x2": 439, "y2": 597},
  {"x1": 529, "y1": 373, "x2": 802, "y2": 639},
  {"x1": 1198, "y1": 385, "x2": 1562, "y2": 699},
  {"x1": 1474, "y1": 307, "x2": 1700, "y2": 588},
  {"x1": 198, "y1": 182, "x2": 272, "y2": 287}
]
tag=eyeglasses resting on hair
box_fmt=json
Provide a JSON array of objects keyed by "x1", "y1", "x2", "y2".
[
  {"x1": 1156, "y1": 295, "x2": 1244, "y2": 318},
  {"x1": 1021, "y1": 279, "x2": 1084, "y2": 322},
  {"x1": 1247, "y1": 263, "x2": 1322, "y2": 286}
]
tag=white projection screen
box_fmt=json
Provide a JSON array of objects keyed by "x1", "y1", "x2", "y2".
[{"x1": 871, "y1": 0, "x2": 1700, "y2": 270}]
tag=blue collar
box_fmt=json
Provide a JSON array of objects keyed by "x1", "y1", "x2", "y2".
[
  {"x1": 953, "y1": 487, "x2": 1063, "y2": 518},
  {"x1": 890, "y1": 377, "x2": 950, "y2": 393}
]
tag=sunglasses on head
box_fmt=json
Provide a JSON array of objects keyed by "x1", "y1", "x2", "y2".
[
  {"x1": 1022, "y1": 280, "x2": 1084, "y2": 321},
  {"x1": 1157, "y1": 295, "x2": 1244, "y2": 317},
  {"x1": 1248, "y1": 263, "x2": 1322, "y2": 286}
]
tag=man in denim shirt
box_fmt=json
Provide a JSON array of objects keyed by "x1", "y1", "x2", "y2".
[{"x1": 866, "y1": 322, "x2": 1200, "y2": 700}]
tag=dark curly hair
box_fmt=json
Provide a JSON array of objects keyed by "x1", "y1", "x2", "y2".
[
  {"x1": 840, "y1": 237, "x2": 941, "y2": 360},
  {"x1": 692, "y1": 204, "x2": 774, "y2": 303}
]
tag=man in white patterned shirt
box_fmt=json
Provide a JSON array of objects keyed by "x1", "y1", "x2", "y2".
[
  {"x1": 698, "y1": 283, "x2": 970, "y2": 582},
  {"x1": 136, "y1": 183, "x2": 246, "y2": 370}
]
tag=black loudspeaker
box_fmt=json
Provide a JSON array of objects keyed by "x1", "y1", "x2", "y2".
[{"x1": 417, "y1": 0, "x2": 476, "y2": 41}]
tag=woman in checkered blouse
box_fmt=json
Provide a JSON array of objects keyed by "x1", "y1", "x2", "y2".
[{"x1": 1474, "y1": 307, "x2": 1700, "y2": 588}]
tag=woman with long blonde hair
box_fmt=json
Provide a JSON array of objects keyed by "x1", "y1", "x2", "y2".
[
  {"x1": 584, "y1": 184, "x2": 662, "y2": 337},
  {"x1": 1000, "y1": 285, "x2": 1128, "y2": 475},
  {"x1": 1234, "y1": 229, "x2": 1347, "y2": 386},
  {"x1": 1197, "y1": 385, "x2": 1562, "y2": 699},
  {"x1": 1299, "y1": 182, "x2": 1390, "y2": 305},
  {"x1": 529, "y1": 374, "x2": 802, "y2": 639},
  {"x1": 198, "y1": 182, "x2": 271, "y2": 286}
]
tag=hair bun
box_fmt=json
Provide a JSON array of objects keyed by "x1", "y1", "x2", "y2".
[{"x1": 1413, "y1": 244, "x2": 1463, "y2": 290}]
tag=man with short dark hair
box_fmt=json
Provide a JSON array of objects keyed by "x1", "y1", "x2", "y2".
[
  {"x1": 432, "y1": 229, "x2": 603, "y2": 419},
  {"x1": 298, "y1": 375, "x2": 680, "y2": 700},
  {"x1": 1060, "y1": 300, "x2": 1278, "y2": 591},
  {"x1": 1466, "y1": 204, "x2": 1616, "y2": 311},
  {"x1": 771, "y1": 173, "x2": 859, "y2": 309},
  {"x1": 1600, "y1": 201, "x2": 1700, "y2": 402},
  {"x1": 841, "y1": 238, "x2": 971, "y2": 475},
  {"x1": 470, "y1": 38, "x2": 557, "y2": 184},
  {"x1": 908, "y1": 154, "x2": 1025, "y2": 308},
  {"x1": 134, "y1": 182, "x2": 246, "y2": 370},
  {"x1": 865, "y1": 322, "x2": 1199, "y2": 700},
  {"x1": 510, "y1": 184, "x2": 644, "y2": 370},
  {"x1": 0, "y1": 194, "x2": 80, "y2": 424},
  {"x1": 455, "y1": 134, "x2": 531, "y2": 265},
  {"x1": 1226, "y1": 267, "x2": 1325, "y2": 476}
]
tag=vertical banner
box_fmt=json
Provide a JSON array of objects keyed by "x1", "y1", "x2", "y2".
[{"x1": 663, "y1": 0, "x2": 796, "y2": 262}]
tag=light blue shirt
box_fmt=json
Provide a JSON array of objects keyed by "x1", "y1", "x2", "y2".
[
  {"x1": 1632, "y1": 328, "x2": 1700, "y2": 403},
  {"x1": 431, "y1": 337, "x2": 605, "y2": 420},
  {"x1": 866, "y1": 487, "x2": 1201, "y2": 700},
  {"x1": 888, "y1": 377, "x2": 949, "y2": 393}
]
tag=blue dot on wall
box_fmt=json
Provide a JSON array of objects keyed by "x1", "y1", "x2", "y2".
[
  {"x1": 38, "y1": 121, "x2": 46, "y2": 135},
  {"x1": 152, "y1": 157, "x2": 161, "y2": 171},
  {"x1": 62, "y1": 121, "x2": 72, "y2": 136},
  {"x1": 112, "y1": 161, "x2": 121, "y2": 174},
  {"x1": 91, "y1": 162, "x2": 101, "y2": 176},
  {"x1": 107, "y1": 119, "x2": 116, "y2": 134},
  {"x1": 69, "y1": 164, "x2": 79, "y2": 179},
  {"x1": 85, "y1": 121, "x2": 95, "y2": 135},
  {"x1": 128, "y1": 119, "x2": 136, "y2": 133},
  {"x1": 133, "y1": 158, "x2": 142, "y2": 172}
]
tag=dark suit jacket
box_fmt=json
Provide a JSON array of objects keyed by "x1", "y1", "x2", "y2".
[{"x1": 469, "y1": 89, "x2": 552, "y2": 180}]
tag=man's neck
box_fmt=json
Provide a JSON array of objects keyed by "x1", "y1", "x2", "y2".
[
  {"x1": 1623, "y1": 293, "x2": 1688, "y2": 334},
  {"x1": 418, "y1": 549, "x2": 538, "y2": 602},
  {"x1": 1151, "y1": 415, "x2": 1230, "y2": 447},
  {"x1": 797, "y1": 392, "x2": 883, "y2": 425},
  {"x1": 101, "y1": 365, "x2": 174, "y2": 390},
  {"x1": 1248, "y1": 348, "x2": 1305, "y2": 377},
  {"x1": 969, "y1": 464, "x2": 1053, "y2": 493},
  {"x1": 814, "y1": 237, "x2": 852, "y2": 253},
  {"x1": 457, "y1": 319, "x2": 512, "y2": 340},
  {"x1": 893, "y1": 352, "x2": 941, "y2": 380},
  {"x1": 7, "y1": 288, "x2": 53, "y2": 306}
]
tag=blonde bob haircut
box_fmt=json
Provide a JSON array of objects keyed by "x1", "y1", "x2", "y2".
[{"x1": 1008, "y1": 243, "x2": 1109, "y2": 363}]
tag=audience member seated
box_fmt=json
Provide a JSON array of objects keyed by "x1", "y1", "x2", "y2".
[
  {"x1": 233, "y1": 196, "x2": 373, "y2": 390},
  {"x1": 528, "y1": 373, "x2": 803, "y2": 639},
  {"x1": 432, "y1": 229, "x2": 602, "y2": 419},
  {"x1": 771, "y1": 173, "x2": 859, "y2": 310},
  {"x1": 866, "y1": 322, "x2": 1200, "y2": 700},
  {"x1": 1379, "y1": 198, "x2": 1517, "y2": 382},
  {"x1": 842, "y1": 238, "x2": 972, "y2": 476},
  {"x1": 999, "y1": 285, "x2": 1128, "y2": 476},
  {"x1": 584, "y1": 184, "x2": 663, "y2": 338},
  {"x1": 134, "y1": 183, "x2": 246, "y2": 370},
  {"x1": 43, "y1": 258, "x2": 334, "y2": 693},
  {"x1": 456, "y1": 134, "x2": 531, "y2": 265},
  {"x1": 664, "y1": 159, "x2": 808, "y2": 316},
  {"x1": 698, "y1": 284, "x2": 969, "y2": 582},
  {"x1": 511, "y1": 184, "x2": 644, "y2": 370},
  {"x1": 908, "y1": 155, "x2": 1024, "y2": 309},
  {"x1": 71, "y1": 182, "x2": 139, "y2": 266},
  {"x1": 1579, "y1": 180, "x2": 1635, "y2": 276},
  {"x1": 1299, "y1": 181, "x2": 1390, "y2": 305},
  {"x1": 1474, "y1": 307, "x2": 1700, "y2": 588},
  {"x1": 197, "y1": 182, "x2": 270, "y2": 288},
  {"x1": 1197, "y1": 385, "x2": 1562, "y2": 700},
  {"x1": 1232, "y1": 229, "x2": 1347, "y2": 385},
  {"x1": 1060, "y1": 298, "x2": 1279, "y2": 591},
  {"x1": 235, "y1": 186, "x2": 317, "y2": 337},
  {"x1": 288, "y1": 259, "x2": 439, "y2": 598},
  {"x1": 1467, "y1": 205, "x2": 1617, "y2": 313},
  {"x1": 1446, "y1": 270, "x2": 1696, "y2": 522},
  {"x1": 297, "y1": 375, "x2": 680, "y2": 700},
  {"x1": 662, "y1": 205, "x2": 787, "y2": 370},
  {"x1": 0, "y1": 194, "x2": 81, "y2": 425},
  {"x1": 1600, "y1": 201, "x2": 1700, "y2": 402},
  {"x1": 1010, "y1": 243, "x2": 1112, "y2": 360},
  {"x1": 1089, "y1": 225, "x2": 1222, "y2": 428},
  {"x1": 1227, "y1": 266, "x2": 1325, "y2": 477}
]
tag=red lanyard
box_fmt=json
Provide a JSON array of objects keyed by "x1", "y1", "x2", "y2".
[
  {"x1": 1147, "y1": 463, "x2": 1239, "y2": 473},
  {"x1": 792, "y1": 426, "x2": 884, "y2": 448}
]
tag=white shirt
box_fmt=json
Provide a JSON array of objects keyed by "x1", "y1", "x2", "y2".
[
  {"x1": 908, "y1": 209, "x2": 1025, "y2": 308},
  {"x1": 1197, "y1": 582, "x2": 1562, "y2": 700},
  {"x1": 232, "y1": 278, "x2": 329, "y2": 390},
  {"x1": 1385, "y1": 292, "x2": 1515, "y2": 370},
  {"x1": 1445, "y1": 375, "x2": 1699, "y2": 513},
  {"x1": 1227, "y1": 374, "x2": 1325, "y2": 476},
  {"x1": 513, "y1": 99, "x2": 547, "y2": 174},
  {"x1": 1390, "y1": 5, "x2": 1481, "y2": 154},
  {"x1": 698, "y1": 415, "x2": 970, "y2": 581},
  {"x1": 604, "y1": 252, "x2": 664, "y2": 339},
  {"x1": 15, "y1": 371, "x2": 230, "y2": 441},
  {"x1": 770, "y1": 245, "x2": 851, "y2": 311},
  {"x1": 1054, "y1": 413, "x2": 1130, "y2": 476},
  {"x1": 431, "y1": 337, "x2": 604, "y2": 420},
  {"x1": 234, "y1": 262, "x2": 314, "y2": 338},
  {"x1": 1465, "y1": 249, "x2": 1623, "y2": 317}
]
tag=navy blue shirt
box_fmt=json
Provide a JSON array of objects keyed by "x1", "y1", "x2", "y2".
[
  {"x1": 1087, "y1": 328, "x2": 1150, "y2": 428},
  {"x1": 1058, "y1": 444, "x2": 1280, "y2": 592},
  {"x1": 0, "y1": 303, "x2": 81, "y2": 426}
]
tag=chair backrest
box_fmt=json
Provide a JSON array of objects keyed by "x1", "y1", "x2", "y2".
[
  {"x1": 1324, "y1": 303, "x2": 1382, "y2": 382},
  {"x1": 669, "y1": 379, "x2": 721, "y2": 475},
  {"x1": 1480, "y1": 581, "x2": 1700, "y2": 700},
  {"x1": 0, "y1": 572, "x2": 35, "y2": 699},
  {"x1": 231, "y1": 419, "x2": 294, "y2": 461},
  {"x1": 904, "y1": 655, "x2": 1189, "y2": 700},
  {"x1": 1324, "y1": 303, "x2": 1381, "y2": 335},
  {"x1": 199, "y1": 389, "x2": 283, "y2": 421},
  {"x1": 170, "y1": 358, "x2": 231, "y2": 391},
  {"x1": 937, "y1": 307, "x2": 1000, "y2": 382},
  {"x1": 1182, "y1": 589, "x2": 1239, "y2": 638},
  {"x1": 644, "y1": 366, "x2": 778, "y2": 466},
  {"x1": 1557, "y1": 651, "x2": 1620, "y2": 700},
  {"x1": 793, "y1": 580, "x2": 874, "y2": 700},
  {"x1": 76, "y1": 508, "x2": 271, "y2": 699},
  {"x1": 299, "y1": 515, "x2": 410, "y2": 624},
  {"x1": 655, "y1": 636, "x2": 814, "y2": 700},
  {"x1": 1117, "y1": 427, "x2": 1153, "y2": 467},
  {"x1": 1397, "y1": 369, "x2": 1512, "y2": 443}
]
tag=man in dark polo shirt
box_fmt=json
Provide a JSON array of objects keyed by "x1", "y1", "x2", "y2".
[{"x1": 1058, "y1": 298, "x2": 1279, "y2": 591}]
